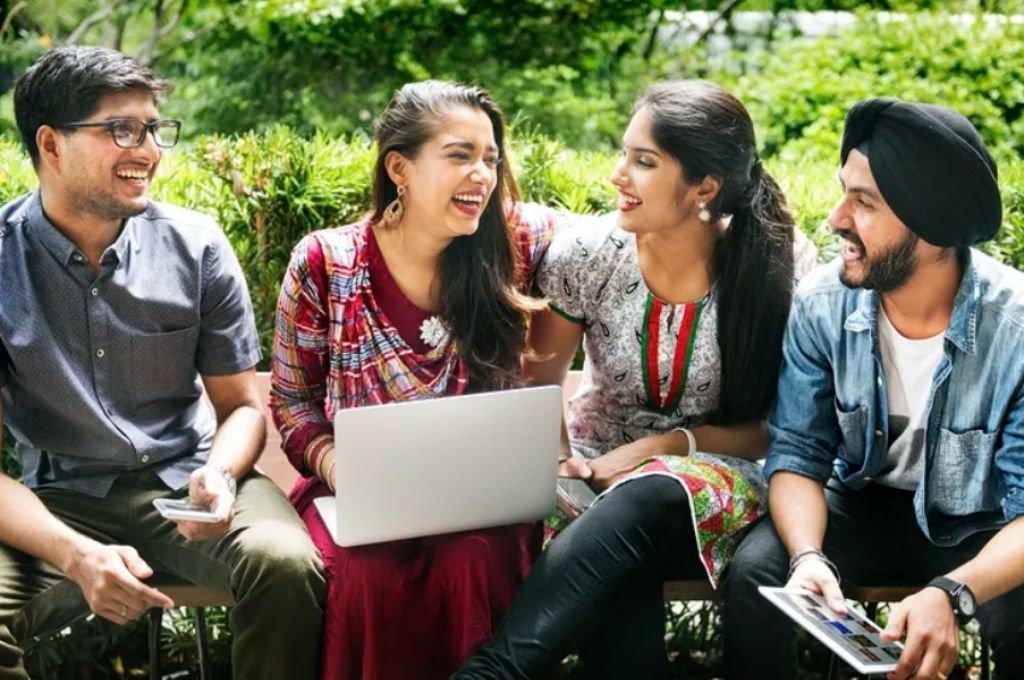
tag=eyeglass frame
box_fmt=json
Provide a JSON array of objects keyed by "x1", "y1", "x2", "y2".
[{"x1": 57, "y1": 118, "x2": 183, "y2": 149}]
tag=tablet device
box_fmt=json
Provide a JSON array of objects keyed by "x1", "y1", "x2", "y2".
[{"x1": 759, "y1": 586, "x2": 903, "y2": 675}]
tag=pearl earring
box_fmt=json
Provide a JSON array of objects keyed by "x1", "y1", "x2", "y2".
[{"x1": 698, "y1": 201, "x2": 711, "y2": 223}]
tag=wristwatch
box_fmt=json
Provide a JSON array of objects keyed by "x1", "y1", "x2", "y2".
[
  {"x1": 926, "y1": 576, "x2": 977, "y2": 624},
  {"x1": 208, "y1": 463, "x2": 237, "y2": 497}
]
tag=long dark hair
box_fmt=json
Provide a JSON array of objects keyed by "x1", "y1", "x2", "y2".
[
  {"x1": 637, "y1": 80, "x2": 796, "y2": 424},
  {"x1": 371, "y1": 80, "x2": 535, "y2": 390}
]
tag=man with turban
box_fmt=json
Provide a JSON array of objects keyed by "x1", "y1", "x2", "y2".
[{"x1": 722, "y1": 98, "x2": 1024, "y2": 680}]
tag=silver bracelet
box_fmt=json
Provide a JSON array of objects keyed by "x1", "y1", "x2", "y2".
[
  {"x1": 207, "y1": 463, "x2": 237, "y2": 497},
  {"x1": 788, "y1": 545, "x2": 826, "y2": 568},
  {"x1": 787, "y1": 550, "x2": 841, "y2": 585}
]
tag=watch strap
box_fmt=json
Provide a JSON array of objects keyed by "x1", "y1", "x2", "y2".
[
  {"x1": 208, "y1": 463, "x2": 237, "y2": 497},
  {"x1": 926, "y1": 576, "x2": 974, "y2": 623}
]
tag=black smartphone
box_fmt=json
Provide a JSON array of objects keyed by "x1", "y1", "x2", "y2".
[{"x1": 556, "y1": 476, "x2": 598, "y2": 518}]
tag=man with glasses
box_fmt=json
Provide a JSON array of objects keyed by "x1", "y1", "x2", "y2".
[{"x1": 0, "y1": 47, "x2": 325, "y2": 679}]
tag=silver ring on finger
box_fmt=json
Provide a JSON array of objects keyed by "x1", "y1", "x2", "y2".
[{"x1": 120, "y1": 604, "x2": 129, "y2": 618}]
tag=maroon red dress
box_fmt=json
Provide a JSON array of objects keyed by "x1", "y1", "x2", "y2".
[{"x1": 272, "y1": 207, "x2": 560, "y2": 679}]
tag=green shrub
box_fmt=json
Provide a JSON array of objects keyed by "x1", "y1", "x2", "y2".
[
  {"x1": 6, "y1": 7, "x2": 1024, "y2": 154},
  {"x1": 5, "y1": 127, "x2": 1024, "y2": 366},
  {"x1": 730, "y1": 12, "x2": 1024, "y2": 164},
  {"x1": 139, "y1": 9, "x2": 1024, "y2": 154},
  {"x1": 146, "y1": 0, "x2": 675, "y2": 149},
  {"x1": 0, "y1": 137, "x2": 35, "y2": 196}
]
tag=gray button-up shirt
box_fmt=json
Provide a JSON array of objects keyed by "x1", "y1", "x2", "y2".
[{"x1": 0, "y1": 191, "x2": 261, "y2": 497}]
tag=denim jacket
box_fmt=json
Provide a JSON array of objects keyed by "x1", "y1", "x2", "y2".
[{"x1": 764, "y1": 250, "x2": 1024, "y2": 546}]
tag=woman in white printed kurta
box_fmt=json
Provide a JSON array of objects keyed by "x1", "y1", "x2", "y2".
[
  {"x1": 540, "y1": 214, "x2": 772, "y2": 586},
  {"x1": 456, "y1": 80, "x2": 816, "y2": 680}
]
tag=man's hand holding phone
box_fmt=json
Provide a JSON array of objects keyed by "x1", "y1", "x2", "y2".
[{"x1": 154, "y1": 465, "x2": 236, "y2": 541}]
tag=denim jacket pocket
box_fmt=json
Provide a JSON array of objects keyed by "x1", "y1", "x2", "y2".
[
  {"x1": 834, "y1": 401, "x2": 868, "y2": 468},
  {"x1": 930, "y1": 428, "x2": 1001, "y2": 515}
]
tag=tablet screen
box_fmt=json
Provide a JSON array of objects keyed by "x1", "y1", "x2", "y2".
[{"x1": 759, "y1": 586, "x2": 903, "y2": 675}]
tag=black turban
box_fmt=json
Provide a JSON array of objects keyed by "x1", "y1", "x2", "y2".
[{"x1": 840, "y1": 98, "x2": 1002, "y2": 247}]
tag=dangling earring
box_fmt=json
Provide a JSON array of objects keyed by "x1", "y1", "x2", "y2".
[
  {"x1": 698, "y1": 201, "x2": 711, "y2": 223},
  {"x1": 383, "y1": 185, "x2": 406, "y2": 227}
]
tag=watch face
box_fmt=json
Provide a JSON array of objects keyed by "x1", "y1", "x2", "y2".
[{"x1": 958, "y1": 589, "x2": 977, "y2": 616}]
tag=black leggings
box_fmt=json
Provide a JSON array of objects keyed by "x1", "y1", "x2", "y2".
[{"x1": 453, "y1": 475, "x2": 705, "y2": 680}]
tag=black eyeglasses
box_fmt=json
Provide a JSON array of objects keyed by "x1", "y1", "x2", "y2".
[{"x1": 59, "y1": 118, "x2": 182, "y2": 149}]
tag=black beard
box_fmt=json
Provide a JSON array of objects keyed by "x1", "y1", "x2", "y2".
[{"x1": 838, "y1": 230, "x2": 919, "y2": 293}]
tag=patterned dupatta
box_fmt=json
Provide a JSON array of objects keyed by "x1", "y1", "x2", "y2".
[{"x1": 320, "y1": 222, "x2": 469, "y2": 418}]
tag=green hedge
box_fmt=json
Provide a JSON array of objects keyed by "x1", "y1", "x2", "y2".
[
  {"x1": 4, "y1": 9, "x2": 1024, "y2": 154},
  {"x1": 126, "y1": 0, "x2": 676, "y2": 149},
  {"x1": 142, "y1": 10, "x2": 1024, "y2": 152},
  {"x1": 4, "y1": 129, "x2": 1024, "y2": 368},
  {"x1": 728, "y1": 12, "x2": 1024, "y2": 163}
]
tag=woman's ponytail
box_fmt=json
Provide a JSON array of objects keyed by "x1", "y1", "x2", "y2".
[{"x1": 713, "y1": 167, "x2": 795, "y2": 424}]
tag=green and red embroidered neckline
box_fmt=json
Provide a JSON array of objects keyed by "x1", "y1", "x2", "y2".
[{"x1": 641, "y1": 292, "x2": 706, "y2": 414}]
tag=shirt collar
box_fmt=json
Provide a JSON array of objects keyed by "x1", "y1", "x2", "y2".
[
  {"x1": 843, "y1": 289, "x2": 877, "y2": 334},
  {"x1": 23, "y1": 190, "x2": 137, "y2": 268},
  {"x1": 843, "y1": 249, "x2": 977, "y2": 355},
  {"x1": 945, "y1": 249, "x2": 978, "y2": 355}
]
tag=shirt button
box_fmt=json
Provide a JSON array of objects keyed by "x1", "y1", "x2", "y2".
[
  {"x1": 95, "y1": 349, "x2": 105, "y2": 358},
  {"x1": 874, "y1": 429, "x2": 884, "y2": 437},
  {"x1": 876, "y1": 377, "x2": 883, "y2": 387},
  {"x1": 141, "y1": 455, "x2": 150, "y2": 463},
  {"x1": 90, "y1": 287, "x2": 99, "y2": 296},
  {"x1": 73, "y1": 253, "x2": 85, "y2": 262}
]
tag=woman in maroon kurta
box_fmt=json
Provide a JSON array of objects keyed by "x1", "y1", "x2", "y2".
[{"x1": 269, "y1": 80, "x2": 560, "y2": 679}]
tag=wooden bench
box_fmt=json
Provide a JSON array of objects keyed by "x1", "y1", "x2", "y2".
[{"x1": 148, "y1": 372, "x2": 988, "y2": 680}]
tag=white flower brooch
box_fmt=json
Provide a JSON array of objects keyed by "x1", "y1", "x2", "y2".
[{"x1": 419, "y1": 315, "x2": 450, "y2": 348}]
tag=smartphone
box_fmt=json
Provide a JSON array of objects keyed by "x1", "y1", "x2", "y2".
[
  {"x1": 152, "y1": 498, "x2": 220, "y2": 523},
  {"x1": 556, "y1": 476, "x2": 598, "y2": 519}
]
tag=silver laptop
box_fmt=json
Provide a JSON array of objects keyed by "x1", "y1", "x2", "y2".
[{"x1": 314, "y1": 385, "x2": 561, "y2": 547}]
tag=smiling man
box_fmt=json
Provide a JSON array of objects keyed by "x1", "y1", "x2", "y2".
[
  {"x1": 0, "y1": 47, "x2": 324, "y2": 679},
  {"x1": 722, "y1": 98, "x2": 1024, "y2": 680}
]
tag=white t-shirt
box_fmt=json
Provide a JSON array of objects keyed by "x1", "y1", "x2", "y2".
[{"x1": 875, "y1": 307, "x2": 945, "y2": 490}]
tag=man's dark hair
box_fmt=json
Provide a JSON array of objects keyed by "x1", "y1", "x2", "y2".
[{"x1": 13, "y1": 46, "x2": 171, "y2": 165}]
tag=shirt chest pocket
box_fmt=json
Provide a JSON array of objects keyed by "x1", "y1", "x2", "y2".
[
  {"x1": 131, "y1": 326, "x2": 200, "y2": 409},
  {"x1": 930, "y1": 428, "x2": 1002, "y2": 515}
]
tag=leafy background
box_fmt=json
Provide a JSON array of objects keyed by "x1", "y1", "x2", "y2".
[{"x1": 2, "y1": 0, "x2": 1023, "y2": 677}]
